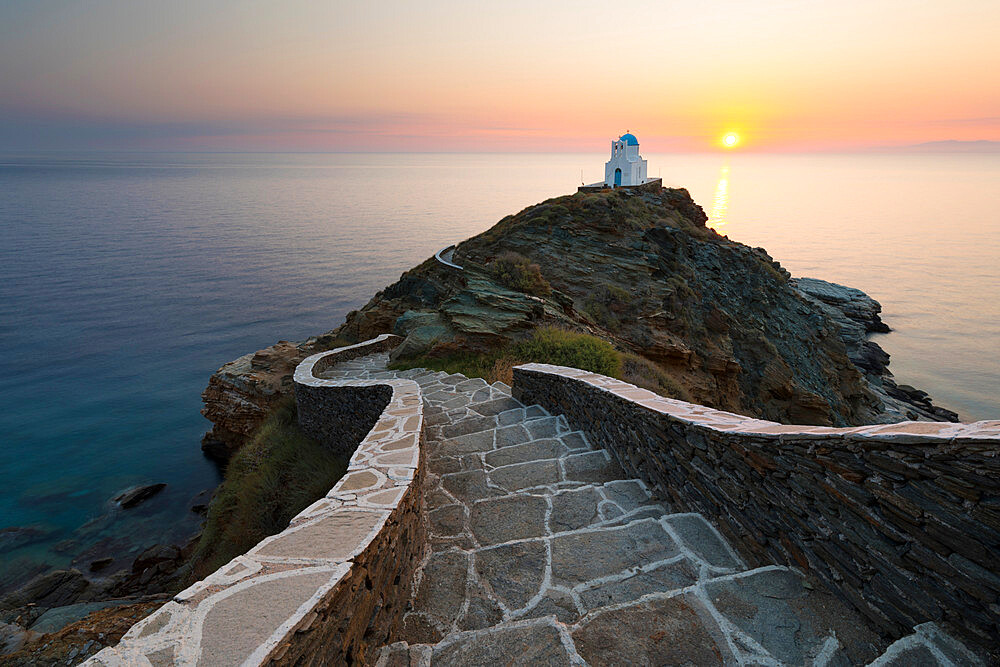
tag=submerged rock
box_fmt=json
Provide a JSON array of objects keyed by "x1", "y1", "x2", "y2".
[
  {"x1": 0, "y1": 526, "x2": 51, "y2": 554},
  {"x1": 88, "y1": 558, "x2": 113, "y2": 573},
  {"x1": 111, "y1": 483, "x2": 166, "y2": 509}
]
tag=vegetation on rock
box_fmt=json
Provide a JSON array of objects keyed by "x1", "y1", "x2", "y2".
[
  {"x1": 187, "y1": 397, "x2": 348, "y2": 579},
  {"x1": 582, "y1": 285, "x2": 635, "y2": 331},
  {"x1": 391, "y1": 327, "x2": 691, "y2": 400},
  {"x1": 202, "y1": 185, "x2": 896, "y2": 463},
  {"x1": 487, "y1": 251, "x2": 552, "y2": 296}
]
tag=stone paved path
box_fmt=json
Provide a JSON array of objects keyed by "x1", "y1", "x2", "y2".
[{"x1": 320, "y1": 355, "x2": 975, "y2": 666}]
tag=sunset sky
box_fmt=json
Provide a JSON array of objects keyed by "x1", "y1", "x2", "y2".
[{"x1": 1, "y1": 0, "x2": 998, "y2": 152}]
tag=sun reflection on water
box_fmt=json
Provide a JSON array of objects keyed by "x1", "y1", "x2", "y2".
[{"x1": 710, "y1": 163, "x2": 729, "y2": 228}]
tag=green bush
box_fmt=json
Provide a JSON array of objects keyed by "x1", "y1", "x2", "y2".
[
  {"x1": 390, "y1": 328, "x2": 691, "y2": 401},
  {"x1": 511, "y1": 327, "x2": 621, "y2": 378},
  {"x1": 391, "y1": 349, "x2": 510, "y2": 383},
  {"x1": 391, "y1": 327, "x2": 620, "y2": 385},
  {"x1": 186, "y1": 397, "x2": 349, "y2": 579},
  {"x1": 488, "y1": 251, "x2": 552, "y2": 296}
]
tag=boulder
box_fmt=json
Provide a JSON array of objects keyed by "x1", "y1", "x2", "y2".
[{"x1": 0, "y1": 569, "x2": 90, "y2": 612}]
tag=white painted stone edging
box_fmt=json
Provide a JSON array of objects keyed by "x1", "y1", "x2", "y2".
[
  {"x1": 514, "y1": 362, "x2": 1000, "y2": 444},
  {"x1": 434, "y1": 244, "x2": 463, "y2": 270},
  {"x1": 85, "y1": 335, "x2": 423, "y2": 666}
]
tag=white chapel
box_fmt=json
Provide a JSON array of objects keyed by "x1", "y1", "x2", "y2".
[{"x1": 580, "y1": 132, "x2": 661, "y2": 192}]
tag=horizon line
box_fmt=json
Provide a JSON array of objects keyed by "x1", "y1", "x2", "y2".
[{"x1": 3, "y1": 146, "x2": 1000, "y2": 156}]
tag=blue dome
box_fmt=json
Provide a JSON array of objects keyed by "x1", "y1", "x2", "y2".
[{"x1": 619, "y1": 133, "x2": 639, "y2": 146}]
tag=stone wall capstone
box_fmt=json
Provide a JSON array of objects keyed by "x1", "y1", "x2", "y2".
[
  {"x1": 85, "y1": 334, "x2": 425, "y2": 666},
  {"x1": 512, "y1": 362, "x2": 1000, "y2": 649}
]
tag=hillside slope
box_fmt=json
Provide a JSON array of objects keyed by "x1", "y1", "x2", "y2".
[{"x1": 329, "y1": 187, "x2": 878, "y2": 427}]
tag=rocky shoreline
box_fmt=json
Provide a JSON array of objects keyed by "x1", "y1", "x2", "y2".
[
  {"x1": 192, "y1": 275, "x2": 958, "y2": 470},
  {"x1": 198, "y1": 187, "x2": 964, "y2": 462},
  {"x1": 791, "y1": 277, "x2": 960, "y2": 423},
  {"x1": 0, "y1": 484, "x2": 204, "y2": 662}
]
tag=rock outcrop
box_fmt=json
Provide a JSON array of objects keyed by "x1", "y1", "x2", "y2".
[
  {"x1": 199, "y1": 186, "x2": 958, "y2": 454},
  {"x1": 792, "y1": 277, "x2": 959, "y2": 422},
  {"x1": 328, "y1": 187, "x2": 881, "y2": 426},
  {"x1": 200, "y1": 340, "x2": 314, "y2": 460}
]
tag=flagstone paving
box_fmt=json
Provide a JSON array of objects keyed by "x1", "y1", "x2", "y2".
[{"x1": 319, "y1": 355, "x2": 978, "y2": 666}]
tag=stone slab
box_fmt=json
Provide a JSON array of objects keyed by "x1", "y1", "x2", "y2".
[{"x1": 571, "y1": 594, "x2": 732, "y2": 666}]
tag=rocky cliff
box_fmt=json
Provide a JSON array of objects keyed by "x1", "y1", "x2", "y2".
[
  {"x1": 201, "y1": 186, "x2": 957, "y2": 457},
  {"x1": 201, "y1": 340, "x2": 315, "y2": 460},
  {"x1": 792, "y1": 277, "x2": 959, "y2": 422}
]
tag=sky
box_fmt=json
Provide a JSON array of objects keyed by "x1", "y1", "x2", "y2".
[{"x1": 1, "y1": 0, "x2": 998, "y2": 152}]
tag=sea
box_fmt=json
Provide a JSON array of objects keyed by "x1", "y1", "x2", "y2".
[{"x1": 1, "y1": 151, "x2": 998, "y2": 589}]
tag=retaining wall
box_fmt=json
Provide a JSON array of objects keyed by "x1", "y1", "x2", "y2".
[
  {"x1": 295, "y1": 335, "x2": 403, "y2": 454},
  {"x1": 513, "y1": 363, "x2": 1000, "y2": 648},
  {"x1": 86, "y1": 334, "x2": 425, "y2": 666}
]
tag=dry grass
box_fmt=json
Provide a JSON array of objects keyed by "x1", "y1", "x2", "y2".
[{"x1": 185, "y1": 397, "x2": 349, "y2": 580}]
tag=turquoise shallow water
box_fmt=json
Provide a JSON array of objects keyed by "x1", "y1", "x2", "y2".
[{"x1": 1, "y1": 151, "x2": 997, "y2": 587}]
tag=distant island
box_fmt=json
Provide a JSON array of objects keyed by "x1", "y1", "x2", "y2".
[{"x1": 880, "y1": 139, "x2": 1000, "y2": 153}]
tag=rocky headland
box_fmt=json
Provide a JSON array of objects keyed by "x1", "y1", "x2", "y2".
[{"x1": 202, "y1": 185, "x2": 958, "y2": 459}]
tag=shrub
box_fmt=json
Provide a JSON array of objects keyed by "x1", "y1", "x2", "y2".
[
  {"x1": 488, "y1": 251, "x2": 552, "y2": 296},
  {"x1": 390, "y1": 329, "x2": 689, "y2": 401},
  {"x1": 186, "y1": 397, "x2": 349, "y2": 579},
  {"x1": 390, "y1": 327, "x2": 620, "y2": 386},
  {"x1": 511, "y1": 327, "x2": 621, "y2": 378}
]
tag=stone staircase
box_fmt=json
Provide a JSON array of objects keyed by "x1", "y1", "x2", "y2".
[{"x1": 319, "y1": 355, "x2": 982, "y2": 666}]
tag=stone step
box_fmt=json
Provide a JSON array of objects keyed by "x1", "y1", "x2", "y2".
[
  {"x1": 693, "y1": 566, "x2": 888, "y2": 665},
  {"x1": 333, "y1": 358, "x2": 911, "y2": 667},
  {"x1": 390, "y1": 564, "x2": 892, "y2": 666},
  {"x1": 430, "y1": 437, "x2": 615, "y2": 484}
]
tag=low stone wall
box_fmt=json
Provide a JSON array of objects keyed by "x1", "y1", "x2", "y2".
[
  {"x1": 578, "y1": 178, "x2": 663, "y2": 193},
  {"x1": 434, "y1": 244, "x2": 463, "y2": 270},
  {"x1": 297, "y1": 381, "x2": 392, "y2": 456},
  {"x1": 86, "y1": 334, "x2": 425, "y2": 666},
  {"x1": 513, "y1": 363, "x2": 1000, "y2": 649}
]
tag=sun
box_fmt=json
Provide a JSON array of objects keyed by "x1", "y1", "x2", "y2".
[{"x1": 722, "y1": 133, "x2": 740, "y2": 148}]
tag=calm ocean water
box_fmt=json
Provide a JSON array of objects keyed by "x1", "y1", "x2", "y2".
[{"x1": 1, "y1": 151, "x2": 998, "y2": 583}]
